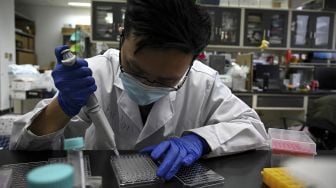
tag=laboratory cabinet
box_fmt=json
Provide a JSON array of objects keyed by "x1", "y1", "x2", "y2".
[
  {"x1": 91, "y1": 1, "x2": 126, "y2": 41},
  {"x1": 244, "y1": 9, "x2": 288, "y2": 48},
  {"x1": 291, "y1": 11, "x2": 334, "y2": 49},
  {"x1": 205, "y1": 7, "x2": 241, "y2": 45}
]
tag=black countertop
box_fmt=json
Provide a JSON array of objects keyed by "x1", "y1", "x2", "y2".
[{"x1": 1, "y1": 150, "x2": 335, "y2": 188}]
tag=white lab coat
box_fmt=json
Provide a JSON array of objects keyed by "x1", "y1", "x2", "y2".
[{"x1": 10, "y1": 49, "x2": 269, "y2": 157}]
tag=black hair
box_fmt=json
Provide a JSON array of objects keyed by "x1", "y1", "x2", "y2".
[{"x1": 124, "y1": 0, "x2": 211, "y2": 56}]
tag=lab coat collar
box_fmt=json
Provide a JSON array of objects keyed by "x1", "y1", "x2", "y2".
[
  {"x1": 136, "y1": 92, "x2": 175, "y2": 144},
  {"x1": 117, "y1": 91, "x2": 143, "y2": 132},
  {"x1": 115, "y1": 66, "x2": 176, "y2": 144},
  {"x1": 113, "y1": 66, "x2": 124, "y2": 90}
]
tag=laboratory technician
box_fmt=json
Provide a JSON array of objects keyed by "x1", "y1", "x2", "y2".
[{"x1": 10, "y1": 0, "x2": 269, "y2": 180}]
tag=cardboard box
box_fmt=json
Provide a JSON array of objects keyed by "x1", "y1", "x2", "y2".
[
  {"x1": 16, "y1": 51, "x2": 36, "y2": 65},
  {"x1": 272, "y1": 0, "x2": 288, "y2": 9},
  {"x1": 28, "y1": 38, "x2": 34, "y2": 50},
  {"x1": 62, "y1": 27, "x2": 76, "y2": 35},
  {"x1": 15, "y1": 34, "x2": 24, "y2": 48},
  {"x1": 15, "y1": 34, "x2": 31, "y2": 49}
]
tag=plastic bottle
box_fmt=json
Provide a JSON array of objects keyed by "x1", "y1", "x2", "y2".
[{"x1": 64, "y1": 137, "x2": 85, "y2": 188}]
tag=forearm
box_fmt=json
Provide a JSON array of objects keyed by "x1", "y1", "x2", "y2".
[{"x1": 28, "y1": 98, "x2": 71, "y2": 136}]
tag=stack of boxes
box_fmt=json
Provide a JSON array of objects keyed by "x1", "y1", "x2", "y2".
[
  {"x1": 15, "y1": 13, "x2": 36, "y2": 65},
  {"x1": 261, "y1": 128, "x2": 317, "y2": 188},
  {"x1": 15, "y1": 30, "x2": 36, "y2": 65}
]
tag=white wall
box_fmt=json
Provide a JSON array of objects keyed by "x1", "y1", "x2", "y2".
[
  {"x1": 0, "y1": 0, "x2": 15, "y2": 111},
  {"x1": 15, "y1": 4, "x2": 90, "y2": 68}
]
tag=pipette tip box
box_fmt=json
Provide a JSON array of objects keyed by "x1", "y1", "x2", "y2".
[
  {"x1": 268, "y1": 128, "x2": 316, "y2": 167},
  {"x1": 268, "y1": 128, "x2": 316, "y2": 155},
  {"x1": 261, "y1": 167, "x2": 305, "y2": 188}
]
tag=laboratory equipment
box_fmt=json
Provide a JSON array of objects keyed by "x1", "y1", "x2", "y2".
[
  {"x1": 268, "y1": 128, "x2": 316, "y2": 167},
  {"x1": 254, "y1": 64, "x2": 280, "y2": 91},
  {"x1": 0, "y1": 156, "x2": 91, "y2": 188},
  {"x1": 209, "y1": 55, "x2": 226, "y2": 74},
  {"x1": 110, "y1": 154, "x2": 162, "y2": 187},
  {"x1": 261, "y1": 168, "x2": 305, "y2": 188},
  {"x1": 2, "y1": 161, "x2": 48, "y2": 187},
  {"x1": 268, "y1": 128, "x2": 316, "y2": 155},
  {"x1": 48, "y1": 155, "x2": 92, "y2": 177},
  {"x1": 312, "y1": 52, "x2": 334, "y2": 61},
  {"x1": 324, "y1": 0, "x2": 336, "y2": 10},
  {"x1": 60, "y1": 48, "x2": 119, "y2": 155},
  {"x1": 314, "y1": 67, "x2": 336, "y2": 90},
  {"x1": 64, "y1": 137, "x2": 86, "y2": 188},
  {"x1": 26, "y1": 164, "x2": 74, "y2": 188},
  {"x1": 110, "y1": 153, "x2": 225, "y2": 188},
  {"x1": 175, "y1": 162, "x2": 225, "y2": 187}
]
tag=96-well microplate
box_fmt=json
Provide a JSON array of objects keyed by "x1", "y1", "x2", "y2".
[{"x1": 110, "y1": 154, "x2": 163, "y2": 187}]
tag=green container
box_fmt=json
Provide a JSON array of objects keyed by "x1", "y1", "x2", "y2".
[
  {"x1": 27, "y1": 163, "x2": 74, "y2": 188},
  {"x1": 64, "y1": 137, "x2": 84, "y2": 150}
]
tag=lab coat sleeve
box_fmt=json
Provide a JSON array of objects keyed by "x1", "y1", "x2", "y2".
[
  {"x1": 9, "y1": 98, "x2": 64, "y2": 150},
  {"x1": 186, "y1": 74, "x2": 269, "y2": 158},
  {"x1": 9, "y1": 97, "x2": 92, "y2": 150}
]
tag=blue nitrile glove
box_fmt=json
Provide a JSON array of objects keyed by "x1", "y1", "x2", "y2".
[
  {"x1": 141, "y1": 134, "x2": 209, "y2": 180},
  {"x1": 52, "y1": 45, "x2": 97, "y2": 117}
]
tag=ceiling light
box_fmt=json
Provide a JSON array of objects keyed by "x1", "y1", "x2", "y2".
[{"x1": 68, "y1": 2, "x2": 91, "y2": 7}]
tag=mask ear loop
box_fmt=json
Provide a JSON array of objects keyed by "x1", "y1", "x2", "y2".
[
  {"x1": 119, "y1": 29, "x2": 125, "y2": 50},
  {"x1": 119, "y1": 29, "x2": 125, "y2": 73},
  {"x1": 174, "y1": 55, "x2": 197, "y2": 90}
]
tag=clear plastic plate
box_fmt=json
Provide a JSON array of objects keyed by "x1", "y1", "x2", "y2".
[
  {"x1": 175, "y1": 162, "x2": 225, "y2": 187},
  {"x1": 110, "y1": 154, "x2": 163, "y2": 187},
  {"x1": 111, "y1": 153, "x2": 225, "y2": 188}
]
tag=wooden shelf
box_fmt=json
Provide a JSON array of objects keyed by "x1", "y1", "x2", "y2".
[
  {"x1": 280, "y1": 63, "x2": 336, "y2": 69},
  {"x1": 15, "y1": 12, "x2": 34, "y2": 22},
  {"x1": 280, "y1": 65, "x2": 315, "y2": 69},
  {"x1": 15, "y1": 30, "x2": 34, "y2": 38},
  {"x1": 16, "y1": 48, "x2": 35, "y2": 53}
]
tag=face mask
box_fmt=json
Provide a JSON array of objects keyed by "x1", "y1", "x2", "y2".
[{"x1": 119, "y1": 72, "x2": 171, "y2": 106}]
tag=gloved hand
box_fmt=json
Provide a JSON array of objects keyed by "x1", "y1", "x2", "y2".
[
  {"x1": 141, "y1": 134, "x2": 209, "y2": 180},
  {"x1": 52, "y1": 45, "x2": 97, "y2": 117}
]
